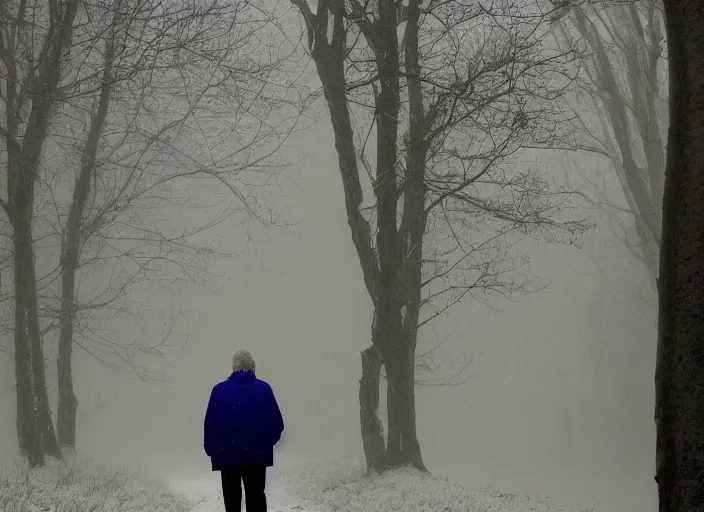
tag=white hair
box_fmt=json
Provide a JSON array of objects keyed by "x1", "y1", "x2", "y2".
[{"x1": 232, "y1": 350, "x2": 256, "y2": 372}]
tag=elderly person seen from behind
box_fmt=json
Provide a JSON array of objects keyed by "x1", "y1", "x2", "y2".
[{"x1": 204, "y1": 350, "x2": 284, "y2": 512}]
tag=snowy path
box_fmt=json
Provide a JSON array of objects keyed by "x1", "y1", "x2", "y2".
[
  {"x1": 187, "y1": 490, "x2": 309, "y2": 512},
  {"x1": 170, "y1": 476, "x2": 314, "y2": 512}
]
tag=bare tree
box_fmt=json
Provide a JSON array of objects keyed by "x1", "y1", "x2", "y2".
[
  {"x1": 0, "y1": 0, "x2": 81, "y2": 467},
  {"x1": 52, "y1": 0, "x2": 124, "y2": 452},
  {"x1": 39, "y1": 0, "x2": 304, "y2": 450},
  {"x1": 291, "y1": 0, "x2": 587, "y2": 471},
  {"x1": 656, "y1": 0, "x2": 704, "y2": 509},
  {"x1": 1, "y1": 0, "x2": 306, "y2": 460},
  {"x1": 554, "y1": 0, "x2": 667, "y2": 292}
]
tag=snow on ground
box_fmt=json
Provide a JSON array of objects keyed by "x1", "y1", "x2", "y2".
[
  {"x1": 181, "y1": 486, "x2": 309, "y2": 512},
  {"x1": 273, "y1": 461, "x2": 590, "y2": 512},
  {"x1": 178, "y1": 460, "x2": 590, "y2": 512},
  {"x1": 172, "y1": 466, "x2": 314, "y2": 512},
  {"x1": 0, "y1": 451, "x2": 191, "y2": 512},
  {"x1": 2, "y1": 453, "x2": 591, "y2": 512}
]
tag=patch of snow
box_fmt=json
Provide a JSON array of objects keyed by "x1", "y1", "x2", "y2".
[
  {"x1": 0, "y1": 451, "x2": 191, "y2": 512},
  {"x1": 273, "y1": 460, "x2": 590, "y2": 512},
  {"x1": 172, "y1": 470, "x2": 321, "y2": 512},
  {"x1": 2, "y1": 452, "x2": 593, "y2": 512}
]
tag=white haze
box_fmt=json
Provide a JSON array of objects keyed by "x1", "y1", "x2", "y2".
[{"x1": 0, "y1": 84, "x2": 656, "y2": 512}]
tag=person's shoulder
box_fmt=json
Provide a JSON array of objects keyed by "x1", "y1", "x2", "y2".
[
  {"x1": 254, "y1": 378, "x2": 274, "y2": 392},
  {"x1": 211, "y1": 379, "x2": 230, "y2": 393}
]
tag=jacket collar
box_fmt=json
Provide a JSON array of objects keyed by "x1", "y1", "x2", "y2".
[{"x1": 228, "y1": 370, "x2": 256, "y2": 382}]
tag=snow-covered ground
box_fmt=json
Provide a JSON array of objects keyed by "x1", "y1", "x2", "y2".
[
  {"x1": 0, "y1": 452, "x2": 191, "y2": 512},
  {"x1": 175, "y1": 460, "x2": 589, "y2": 512},
  {"x1": 172, "y1": 474, "x2": 312, "y2": 512},
  {"x1": 2, "y1": 453, "x2": 591, "y2": 512}
]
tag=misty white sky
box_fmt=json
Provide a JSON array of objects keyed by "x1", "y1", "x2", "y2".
[{"x1": 0, "y1": 95, "x2": 657, "y2": 512}]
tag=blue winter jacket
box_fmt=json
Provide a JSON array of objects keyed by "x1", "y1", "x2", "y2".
[{"x1": 203, "y1": 371, "x2": 284, "y2": 469}]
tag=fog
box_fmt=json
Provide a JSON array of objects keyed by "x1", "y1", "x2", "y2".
[
  {"x1": 0, "y1": 3, "x2": 664, "y2": 508},
  {"x1": 1, "y1": 113, "x2": 657, "y2": 512}
]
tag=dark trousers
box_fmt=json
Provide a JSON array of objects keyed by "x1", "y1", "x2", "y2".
[{"x1": 220, "y1": 466, "x2": 267, "y2": 512}]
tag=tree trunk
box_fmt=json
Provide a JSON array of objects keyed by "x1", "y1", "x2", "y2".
[
  {"x1": 57, "y1": 22, "x2": 115, "y2": 448},
  {"x1": 359, "y1": 345, "x2": 387, "y2": 472},
  {"x1": 3, "y1": 0, "x2": 78, "y2": 465},
  {"x1": 388, "y1": 0, "x2": 427, "y2": 473},
  {"x1": 13, "y1": 247, "x2": 39, "y2": 463},
  {"x1": 4, "y1": 47, "x2": 37, "y2": 464},
  {"x1": 385, "y1": 342, "x2": 426, "y2": 471},
  {"x1": 13, "y1": 222, "x2": 49, "y2": 466},
  {"x1": 656, "y1": 1, "x2": 704, "y2": 509},
  {"x1": 305, "y1": 3, "x2": 386, "y2": 472},
  {"x1": 13, "y1": 224, "x2": 62, "y2": 466},
  {"x1": 385, "y1": 360, "x2": 400, "y2": 465},
  {"x1": 57, "y1": 264, "x2": 78, "y2": 448},
  {"x1": 57, "y1": 157, "x2": 85, "y2": 451},
  {"x1": 11, "y1": 141, "x2": 62, "y2": 462},
  {"x1": 18, "y1": 218, "x2": 62, "y2": 461}
]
